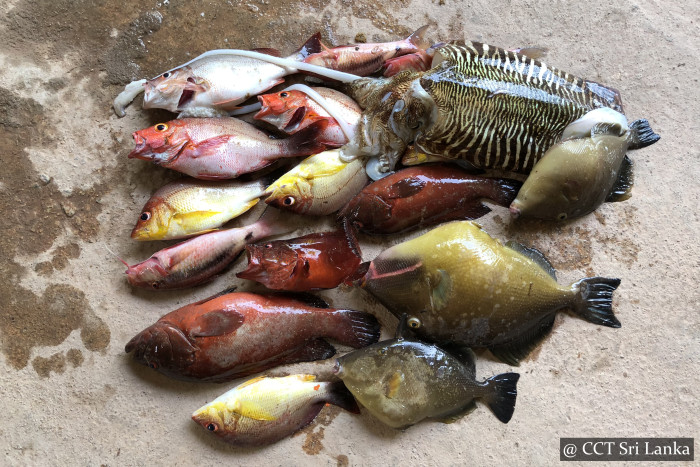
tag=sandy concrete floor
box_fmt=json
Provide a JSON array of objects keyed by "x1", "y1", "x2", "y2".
[{"x1": 0, "y1": 0, "x2": 698, "y2": 465}]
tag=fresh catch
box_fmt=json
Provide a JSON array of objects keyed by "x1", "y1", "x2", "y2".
[
  {"x1": 360, "y1": 221, "x2": 622, "y2": 365},
  {"x1": 263, "y1": 149, "x2": 369, "y2": 216},
  {"x1": 511, "y1": 109, "x2": 660, "y2": 220},
  {"x1": 113, "y1": 38, "x2": 361, "y2": 117},
  {"x1": 382, "y1": 49, "x2": 432, "y2": 77},
  {"x1": 124, "y1": 208, "x2": 292, "y2": 290},
  {"x1": 192, "y1": 374, "x2": 359, "y2": 446},
  {"x1": 237, "y1": 226, "x2": 362, "y2": 291},
  {"x1": 130, "y1": 178, "x2": 265, "y2": 241},
  {"x1": 339, "y1": 165, "x2": 522, "y2": 234},
  {"x1": 125, "y1": 291, "x2": 381, "y2": 382},
  {"x1": 335, "y1": 318, "x2": 519, "y2": 428},
  {"x1": 304, "y1": 25, "x2": 430, "y2": 76},
  {"x1": 128, "y1": 117, "x2": 328, "y2": 180},
  {"x1": 255, "y1": 87, "x2": 361, "y2": 146},
  {"x1": 343, "y1": 41, "x2": 625, "y2": 175}
]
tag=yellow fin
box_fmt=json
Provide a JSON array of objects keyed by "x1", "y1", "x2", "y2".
[
  {"x1": 235, "y1": 375, "x2": 268, "y2": 390},
  {"x1": 231, "y1": 400, "x2": 277, "y2": 421},
  {"x1": 172, "y1": 210, "x2": 222, "y2": 227},
  {"x1": 385, "y1": 371, "x2": 404, "y2": 399}
]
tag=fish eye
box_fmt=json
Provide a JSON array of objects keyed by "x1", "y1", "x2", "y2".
[
  {"x1": 410, "y1": 122, "x2": 420, "y2": 130},
  {"x1": 148, "y1": 361, "x2": 158, "y2": 370},
  {"x1": 280, "y1": 92, "x2": 288, "y2": 98},
  {"x1": 355, "y1": 46, "x2": 360, "y2": 51},
  {"x1": 151, "y1": 282, "x2": 160, "y2": 289},
  {"x1": 265, "y1": 243, "x2": 273, "y2": 249},
  {"x1": 557, "y1": 213, "x2": 568, "y2": 221},
  {"x1": 162, "y1": 72, "x2": 171, "y2": 78},
  {"x1": 395, "y1": 46, "x2": 401, "y2": 52},
  {"x1": 283, "y1": 196, "x2": 295, "y2": 206},
  {"x1": 407, "y1": 317, "x2": 421, "y2": 329},
  {"x1": 378, "y1": 348, "x2": 387, "y2": 355},
  {"x1": 155, "y1": 123, "x2": 168, "y2": 132},
  {"x1": 206, "y1": 423, "x2": 219, "y2": 432},
  {"x1": 140, "y1": 211, "x2": 151, "y2": 221}
]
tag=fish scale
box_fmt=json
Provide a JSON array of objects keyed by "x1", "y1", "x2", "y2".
[{"x1": 416, "y1": 41, "x2": 623, "y2": 173}]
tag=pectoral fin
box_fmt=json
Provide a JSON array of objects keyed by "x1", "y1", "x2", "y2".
[
  {"x1": 189, "y1": 309, "x2": 245, "y2": 338},
  {"x1": 606, "y1": 155, "x2": 634, "y2": 202},
  {"x1": 386, "y1": 178, "x2": 426, "y2": 199},
  {"x1": 231, "y1": 398, "x2": 277, "y2": 421},
  {"x1": 384, "y1": 371, "x2": 404, "y2": 399},
  {"x1": 190, "y1": 136, "x2": 235, "y2": 158},
  {"x1": 172, "y1": 210, "x2": 223, "y2": 227},
  {"x1": 430, "y1": 269, "x2": 452, "y2": 311}
]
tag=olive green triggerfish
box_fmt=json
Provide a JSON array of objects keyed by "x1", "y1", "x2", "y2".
[
  {"x1": 335, "y1": 319, "x2": 519, "y2": 428},
  {"x1": 360, "y1": 221, "x2": 621, "y2": 365},
  {"x1": 510, "y1": 108, "x2": 660, "y2": 221}
]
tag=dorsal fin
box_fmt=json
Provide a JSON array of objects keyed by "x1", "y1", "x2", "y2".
[
  {"x1": 488, "y1": 314, "x2": 556, "y2": 365},
  {"x1": 505, "y1": 241, "x2": 557, "y2": 280},
  {"x1": 439, "y1": 343, "x2": 476, "y2": 379},
  {"x1": 191, "y1": 286, "x2": 238, "y2": 306},
  {"x1": 606, "y1": 155, "x2": 634, "y2": 202}
]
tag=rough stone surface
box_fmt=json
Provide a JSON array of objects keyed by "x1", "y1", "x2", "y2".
[{"x1": 0, "y1": 0, "x2": 697, "y2": 465}]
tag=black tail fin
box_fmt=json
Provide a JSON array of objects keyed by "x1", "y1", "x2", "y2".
[
  {"x1": 326, "y1": 381, "x2": 361, "y2": 414},
  {"x1": 284, "y1": 120, "x2": 329, "y2": 156},
  {"x1": 490, "y1": 178, "x2": 524, "y2": 207},
  {"x1": 572, "y1": 277, "x2": 622, "y2": 328},
  {"x1": 331, "y1": 310, "x2": 381, "y2": 348},
  {"x1": 629, "y1": 119, "x2": 660, "y2": 149},
  {"x1": 483, "y1": 373, "x2": 520, "y2": 423}
]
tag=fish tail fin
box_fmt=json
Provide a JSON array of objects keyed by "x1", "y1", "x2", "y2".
[
  {"x1": 330, "y1": 310, "x2": 381, "y2": 348},
  {"x1": 489, "y1": 178, "x2": 524, "y2": 207},
  {"x1": 284, "y1": 120, "x2": 329, "y2": 156},
  {"x1": 407, "y1": 25, "x2": 431, "y2": 50},
  {"x1": 628, "y1": 119, "x2": 660, "y2": 150},
  {"x1": 572, "y1": 277, "x2": 622, "y2": 328},
  {"x1": 290, "y1": 32, "x2": 323, "y2": 60},
  {"x1": 326, "y1": 381, "x2": 361, "y2": 414},
  {"x1": 482, "y1": 372, "x2": 520, "y2": 423},
  {"x1": 255, "y1": 206, "x2": 296, "y2": 237}
]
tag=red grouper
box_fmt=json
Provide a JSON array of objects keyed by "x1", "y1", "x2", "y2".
[
  {"x1": 237, "y1": 226, "x2": 362, "y2": 291},
  {"x1": 125, "y1": 291, "x2": 380, "y2": 382},
  {"x1": 339, "y1": 165, "x2": 522, "y2": 234}
]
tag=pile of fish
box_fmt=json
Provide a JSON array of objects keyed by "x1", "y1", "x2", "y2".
[{"x1": 115, "y1": 25, "x2": 659, "y2": 447}]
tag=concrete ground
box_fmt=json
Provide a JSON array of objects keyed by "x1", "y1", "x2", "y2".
[{"x1": 0, "y1": 0, "x2": 698, "y2": 465}]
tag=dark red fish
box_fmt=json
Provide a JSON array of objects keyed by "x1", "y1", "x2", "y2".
[
  {"x1": 125, "y1": 291, "x2": 380, "y2": 382},
  {"x1": 338, "y1": 165, "x2": 523, "y2": 234},
  {"x1": 237, "y1": 228, "x2": 362, "y2": 291}
]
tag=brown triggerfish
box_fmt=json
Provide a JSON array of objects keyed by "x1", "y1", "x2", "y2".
[
  {"x1": 125, "y1": 291, "x2": 380, "y2": 382},
  {"x1": 360, "y1": 221, "x2": 621, "y2": 365},
  {"x1": 237, "y1": 227, "x2": 362, "y2": 291},
  {"x1": 192, "y1": 374, "x2": 359, "y2": 447},
  {"x1": 338, "y1": 165, "x2": 522, "y2": 234},
  {"x1": 335, "y1": 319, "x2": 519, "y2": 428}
]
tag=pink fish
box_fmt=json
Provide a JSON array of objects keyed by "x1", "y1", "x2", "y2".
[
  {"x1": 123, "y1": 208, "x2": 292, "y2": 290},
  {"x1": 303, "y1": 25, "x2": 430, "y2": 76},
  {"x1": 128, "y1": 118, "x2": 328, "y2": 180}
]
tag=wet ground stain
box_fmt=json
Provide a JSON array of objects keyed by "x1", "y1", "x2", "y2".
[
  {"x1": 0, "y1": 87, "x2": 112, "y2": 372},
  {"x1": 32, "y1": 349, "x2": 85, "y2": 378},
  {"x1": 298, "y1": 405, "x2": 343, "y2": 455},
  {"x1": 337, "y1": 454, "x2": 350, "y2": 466}
]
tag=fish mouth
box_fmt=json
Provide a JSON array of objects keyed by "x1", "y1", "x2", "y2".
[
  {"x1": 128, "y1": 133, "x2": 150, "y2": 159},
  {"x1": 509, "y1": 203, "x2": 521, "y2": 219},
  {"x1": 254, "y1": 95, "x2": 272, "y2": 118},
  {"x1": 332, "y1": 359, "x2": 343, "y2": 376}
]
